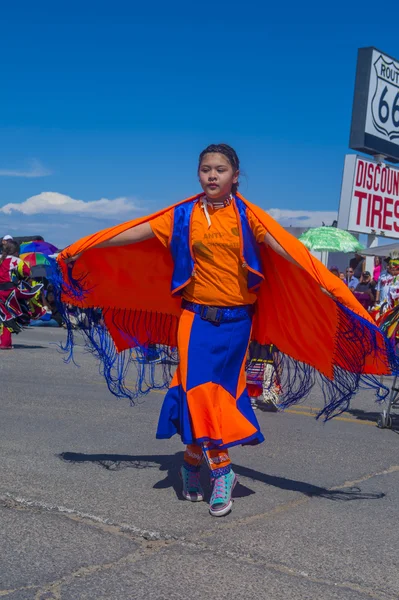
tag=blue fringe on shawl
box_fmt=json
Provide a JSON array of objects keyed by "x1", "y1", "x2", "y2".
[
  {"x1": 249, "y1": 303, "x2": 399, "y2": 420},
  {"x1": 50, "y1": 261, "x2": 399, "y2": 420},
  {"x1": 50, "y1": 261, "x2": 178, "y2": 403}
]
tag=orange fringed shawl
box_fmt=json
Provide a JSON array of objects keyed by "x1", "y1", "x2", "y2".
[{"x1": 58, "y1": 193, "x2": 393, "y2": 383}]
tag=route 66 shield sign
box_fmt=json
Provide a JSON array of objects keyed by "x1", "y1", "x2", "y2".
[
  {"x1": 350, "y1": 47, "x2": 399, "y2": 163},
  {"x1": 371, "y1": 54, "x2": 399, "y2": 141}
]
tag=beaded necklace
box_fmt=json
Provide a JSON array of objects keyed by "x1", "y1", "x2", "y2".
[{"x1": 200, "y1": 194, "x2": 233, "y2": 228}]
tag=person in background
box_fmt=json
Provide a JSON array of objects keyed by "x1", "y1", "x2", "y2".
[
  {"x1": 1, "y1": 234, "x2": 13, "y2": 248},
  {"x1": 0, "y1": 240, "x2": 31, "y2": 348},
  {"x1": 375, "y1": 259, "x2": 393, "y2": 306},
  {"x1": 45, "y1": 288, "x2": 63, "y2": 326},
  {"x1": 339, "y1": 272, "x2": 346, "y2": 282},
  {"x1": 345, "y1": 267, "x2": 359, "y2": 291},
  {"x1": 247, "y1": 342, "x2": 280, "y2": 412},
  {"x1": 350, "y1": 253, "x2": 365, "y2": 279},
  {"x1": 374, "y1": 255, "x2": 399, "y2": 341},
  {"x1": 30, "y1": 285, "x2": 64, "y2": 327},
  {"x1": 329, "y1": 266, "x2": 340, "y2": 278},
  {"x1": 354, "y1": 271, "x2": 375, "y2": 311},
  {"x1": 373, "y1": 256, "x2": 382, "y2": 284}
]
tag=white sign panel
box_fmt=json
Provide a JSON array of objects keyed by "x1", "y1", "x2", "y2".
[
  {"x1": 366, "y1": 51, "x2": 399, "y2": 143},
  {"x1": 350, "y1": 48, "x2": 399, "y2": 163},
  {"x1": 338, "y1": 154, "x2": 399, "y2": 238}
]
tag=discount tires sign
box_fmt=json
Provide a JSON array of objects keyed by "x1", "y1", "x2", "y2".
[
  {"x1": 350, "y1": 48, "x2": 399, "y2": 163},
  {"x1": 338, "y1": 155, "x2": 399, "y2": 237}
]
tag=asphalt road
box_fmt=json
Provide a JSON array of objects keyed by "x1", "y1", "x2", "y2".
[{"x1": 1, "y1": 327, "x2": 399, "y2": 600}]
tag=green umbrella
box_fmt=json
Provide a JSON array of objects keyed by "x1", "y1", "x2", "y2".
[{"x1": 299, "y1": 227, "x2": 364, "y2": 253}]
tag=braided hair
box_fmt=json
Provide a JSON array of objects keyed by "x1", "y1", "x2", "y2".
[{"x1": 198, "y1": 143, "x2": 240, "y2": 195}]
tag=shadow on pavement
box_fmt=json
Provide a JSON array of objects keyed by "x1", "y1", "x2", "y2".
[
  {"x1": 347, "y1": 409, "x2": 379, "y2": 422},
  {"x1": 59, "y1": 452, "x2": 385, "y2": 502},
  {"x1": 13, "y1": 344, "x2": 48, "y2": 349},
  {"x1": 348, "y1": 408, "x2": 399, "y2": 431}
]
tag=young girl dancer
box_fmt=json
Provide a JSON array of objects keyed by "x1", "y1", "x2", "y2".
[{"x1": 59, "y1": 144, "x2": 396, "y2": 517}]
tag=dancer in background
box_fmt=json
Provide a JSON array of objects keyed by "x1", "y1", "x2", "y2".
[
  {"x1": 0, "y1": 240, "x2": 44, "y2": 349},
  {"x1": 376, "y1": 253, "x2": 399, "y2": 345},
  {"x1": 373, "y1": 256, "x2": 382, "y2": 284},
  {"x1": 247, "y1": 341, "x2": 280, "y2": 412},
  {"x1": 58, "y1": 143, "x2": 397, "y2": 518}
]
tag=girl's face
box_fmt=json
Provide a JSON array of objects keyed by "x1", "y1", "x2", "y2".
[{"x1": 198, "y1": 153, "x2": 239, "y2": 200}]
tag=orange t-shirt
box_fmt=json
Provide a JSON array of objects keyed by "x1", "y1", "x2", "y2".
[{"x1": 150, "y1": 201, "x2": 267, "y2": 306}]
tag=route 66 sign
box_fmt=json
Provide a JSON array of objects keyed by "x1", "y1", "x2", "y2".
[
  {"x1": 350, "y1": 48, "x2": 399, "y2": 163},
  {"x1": 370, "y1": 54, "x2": 399, "y2": 140}
]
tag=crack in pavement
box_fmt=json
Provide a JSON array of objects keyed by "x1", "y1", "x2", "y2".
[
  {"x1": 329, "y1": 464, "x2": 399, "y2": 491},
  {"x1": 1, "y1": 463, "x2": 398, "y2": 599},
  {"x1": 3, "y1": 462, "x2": 396, "y2": 544},
  {"x1": 196, "y1": 463, "x2": 399, "y2": 533},
  {"x1": 0, "y1": 586, "x2": 37, "y2": 598},
  {"x1": 0, "y1": 545, "x2": 165, "y2": 600},
  {"x1": 0, "y1": 493, "x2": 179, "y2": 542},
  {"x1": 179, "y1": 541, "x2": 397, "y2": 600},
  {"x1": 32, "y1": 545, "x2": 166, "y2": 600},
  {"x1": 1, "y1": 533, "x2": 395, "y2": 600}
]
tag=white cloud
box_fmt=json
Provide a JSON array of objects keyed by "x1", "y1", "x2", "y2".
[
  {"x1": 0, "y1": 159, "x2": 51, "y2": 178},
  {"x1": 0, "y1": 192, "x2": 140, "y2": 217},
  {"x1": 0, "y1": 191, "x2": 336, "y2": 246},
  {"x1": 268, "y1": 208, "x2": 337, "y2": 228}
]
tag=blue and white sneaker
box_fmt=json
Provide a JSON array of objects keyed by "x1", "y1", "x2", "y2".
[
  {"x1": 180, "y1": 464, "x2": 204, "y2": 502},
  {"x1": 209, "y1": 469, "x2": 237, "y2": 517}
]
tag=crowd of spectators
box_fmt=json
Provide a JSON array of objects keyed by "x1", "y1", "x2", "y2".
[{"x1": 329, "y1": 253, "x2": 388, "y2": 312}]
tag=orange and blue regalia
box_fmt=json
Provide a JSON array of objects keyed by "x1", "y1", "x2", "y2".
[
  {"x1": 151, "y1": 195, "x2": 266, "y2": 452},
  {"x1": 56, "y1": 192, "x2": 399, "y2": 464}
]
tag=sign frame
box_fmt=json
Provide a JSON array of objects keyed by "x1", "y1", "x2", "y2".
[{"x1": 349, "y1": 47, "x2": 399, "y2": 164}]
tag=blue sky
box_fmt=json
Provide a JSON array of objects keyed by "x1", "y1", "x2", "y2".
[{"x1": 0, "y1": 3, "x2": 397, "y2": 248}]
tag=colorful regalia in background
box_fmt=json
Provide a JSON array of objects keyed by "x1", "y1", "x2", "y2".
[
  {"x1": 375, "y1": 253, "x2": 399, "y2": 349},
  {"x1": 246, "y1": 342, "x2": 281, "y2": 412},
  {"x1": 0, "y1": 252, "x2": 46, "y2": 349}
]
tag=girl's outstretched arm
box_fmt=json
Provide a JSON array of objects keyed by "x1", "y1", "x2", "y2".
[
  {"x1": 264, "y1": 232, "x2": 333, "y2": 297},
  {"x1": 94, "y1": 222, "x2": 154, "y2": 248},
  {"x1": 65, "y1": 222, "x2": 155, "y2": 263},
  {"x1": 264, "y1": 232, "x2": 302, "y2": 269}
]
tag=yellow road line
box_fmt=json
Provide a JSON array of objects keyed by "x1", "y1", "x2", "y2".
[
  {"x1": 284, "y1": 405, "x2": 318, "y2": 413},
  {"x1": 284, "y1": 408, "x2": 376, "y2": 425},
  {"x1": 265, "y1": 404, "x2": 376, "y2": 425},
  {"x1": 91, "y1": 381, "x2": 377, "y2": 425}
]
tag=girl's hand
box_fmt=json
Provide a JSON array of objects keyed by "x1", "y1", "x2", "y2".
[
  {"x1": 64, "y1": 254, "x2": 81, "y2": 264},
  {"x1": 320, "y1": 287, "x2": 334, "y2": 298}
]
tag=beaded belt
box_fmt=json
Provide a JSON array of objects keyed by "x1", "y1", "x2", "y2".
[{"x1": 181, "y1": 299, "x2": 254, "y2": 324}]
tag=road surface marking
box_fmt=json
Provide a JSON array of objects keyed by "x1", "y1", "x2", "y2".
[{"x1": 92, "y1": 382, "x2": 378, "y2": 425}]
